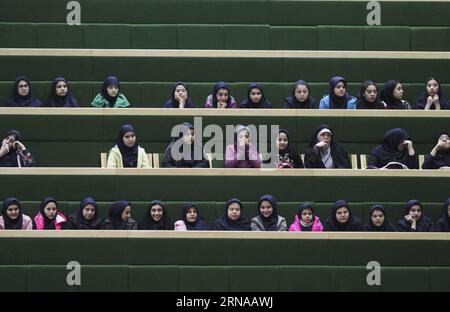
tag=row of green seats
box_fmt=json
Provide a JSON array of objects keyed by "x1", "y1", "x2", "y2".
[
  {"x1": 1, "y1": 55, "x2": 448, "y2": 83},
  {"x1": 1, "y1": 23, "x2": 448, "y2": 51},
  {"x1": 0, "y1": 264, "x2": 449, "y2": 292},
  {"x1": 1, "y1": 170, "x2": 449, "y2": 203},
  {"x1": 1, "y1": 0, "x2": 449, "y2": 26},
  {"x1": 1, "y1": 81, "x2": 448, "y2": 108}
]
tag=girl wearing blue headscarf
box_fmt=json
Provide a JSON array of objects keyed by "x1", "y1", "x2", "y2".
[{"x1": 319, "y1": 76, "x2": 356, "y2": 109}]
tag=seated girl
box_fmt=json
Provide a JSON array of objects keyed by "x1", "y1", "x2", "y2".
[
  {"x1": 415, "y1": 77, "x2": 448, "y2": 110},
  {"x1": 164, "y1": 82, "x2": 195, "y2": 108},
  {"x1": 174, "y1": 203, "x2": 209, "y2": 231},
  {"x1": 211, "y1": 198, "x2": 251, "y2": 231},
  {"x1": 0, "y1": 129, "x2": 34, "y2": 167},
  {"x1": 324, "y1": 200, "x2": 363, "y2": 231},
  {"x1": 434, "y1": 199, "x2": 450, "y2": 232},
  {"x1": 397, "y1": 200, "x2": 433, "y2": 232},
  {"x1": 33, "y1": 197, "x2": 67, "y2": 230},
  {"x1": 304, "y1": 125, "x2": 351, "y2": 169},
  {"x1": 250, "y1": 195, "x2": 287, "y2": 231},
  {"x1": 225, "y1": 125, "x2": 262, "y2": 168},
  {"x1": 204, "y1": 82, "x2": 237, "y2": 109},
  {"x1": 380, "y1": 80, "x2": 411, "y2": 109},
  {"x1": 355, "y1": 80, "x2": 383, "y2": 109},
  {"x1": 363, "y1": 204, "x2": 397, "y2": 232},
  {"x1": 288, "y1": 202, "x2": 323, "y2": 232},
  {"x1": 422, "y1": 132, "x2": 450, "y2": 169},
  {"x1": 102, "y1": 200, "x2": 138, "y2": 230},
  {"x1": 284, "y1": 80, "x2": 317, "y2": 109},
  {"x1": 138, "y1": 200, "x2": 174, "y2": 230},
  {"x1": 368, "y1": 128, "x2": 419, "y2": 169},
  {"x1": 107, "y1": 124, "x2": 151, "y2": 168},
  {"x1": 91, "y1": 76, "x2": 130, "y2": 108},
  {"x1": 162, "y1": 123, "x2": 209, "y2": 168},
  {"x1": 65, "y1": 197, "x2": 103, "y2": 230},
  {"x1": 7, "y1": 76, "x2": 42, "y2": 107},
  {"x1": 319, "y1": 76, "x2": 356, "y2": 109},
  {"x1": 45, "y1": 77, "x2": 80, "y2": 107},
  {"x1": 0, "y1": 197, "x2": 32, "y2": 230},
  {"x1": 239, "y1": 83, "x2": 272, "y2": 109}
]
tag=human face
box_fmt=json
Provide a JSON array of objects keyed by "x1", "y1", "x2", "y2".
[
  {"x1": 44, "y1": 202, "x2": 57, "y2": 220},
  {"x1": 6, "y1": 204, "x2": 20, "y2": 220},
  {"x1": 2, "y1": 135, "x2": 16, "y2": 150},
  {"x1": 17, "y1": 80, "x2": 29, "y2": 97},
  {"x1": 123, "y1": 131, "x2": 136, "y2": 148},
  {"x1": 249, "y1": 88, "x2": 262, "y2": 103},
  {"x1": 363, "y1": 85, "x2": 377, "y2": 103},
  {"x1": 175, "y1": 85, "x2": 187, "y2": 98},
  {"x1": 227, "y1": 202, "x2": 241, "y2": 221},
  {"x1": 371, "y1": 209, "x2": 385, "y2": 227},
  {"x1": 183, "y1": 129, "x2": 194, "y2": 145},
  {"x1": 107, "y1": 85, "x2": 119, "y2": 97},
  {"x1": 301, "y1": 208, "x2": 313, "y2": 223},
  {"x1": 409, "y1": 204, "x2": 422, "y2": 221},
  {"x1": 55, "y1": 81, "x2": 68, "y2": 97},
  {"x1": 186, "y1": 207, "x2": 198, "y2": 223},
  {"x1": 216, "y1": 88, "x2": 229, "y2": 102},
  {"x1": 277, "y1": 132, "x2": 289, "y2": 151},
  {"x1": 319, "y1": 131, "x2": 332, "y2": 144},
  {"x1": 336, "y1": 207, "x2": 349, "y2": 224},
  {"x1": 438, "y1": 134, "x2": 450, "y2": 150},
  {"x1": 447, "y1": 204, "x2": 450, "y2": 218},
  {"x1": 150, "y1": 204, "x2": 163, "y2": 222},
  {"x1": 260, "y1": 200, "x2": 273, "y2": 218},
  {"x1": 334, "y1": 82, "x2": 346, "y2": 97},
  {"x1": 294, "y1": 85, "x2": 309, "y2": 102},
  {"x1": 82, "y1": 204, "x2": 96, "y2": 221},
  {"x1": 393, "y1": 83, "x2": 404, "y2": 100},
  {"x1": 426, "y1": 79, "x2": 439, "y2": 97},
  {"x1": 121, "y1": 206, "x2": 132, "y2": 222}
]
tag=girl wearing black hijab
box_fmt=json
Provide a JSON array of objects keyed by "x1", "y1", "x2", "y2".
[
  {"x1": 138, "y1": 200, "x2": 174, "y2": 230},
  {"x1": 304, "y1": 124, "x2": 351, "y2": 169},
  {"x1": 106, "y1": 124, "x2": 150, "y2": 168},
  {"x1": 416, "y1": 77, "x2": 449, "y2": 110},
  {"x1": 174, "y1": 203, "x2": 209, "y2": 231},
  {"x1": 380, "y1": 80, "x2": 411, "y2": 109},
  {"x1": 324, "y1": 200, "x2": 363, "y2": 231},
  {"x1": 434, "y1": 198, "x2": 450, "y2": 232},
  {"x1": 7, "y1": 76, "x2": 42, "y2": 107},
  {"x1": 65, "y1": 197, "x2": 103, "y2": 230},
  {"x1": 397, "y1": 200, "x2": 433, "y2": 232},
  {"x1": 319, "y1": 76, "x2": 356, "y2": 109},
  {"x1": 162, "y1": 122, "x2": 209, "y2": 168},
  {"x1": 211, "y1": 198, "x2": 251, "y2": 231},
  {"x1": 45, "y1": 77, "x2": 80, "y2": 107},
  {"x1": 0, "y1": 197, "x2": 32, "y2": 230},
  {"x1": 91, "y1": 76, "x2": 130, "y2": 108},
  {"x1": 356, "y1": 80, "x2": 383, "y2": 109},
  {"x1": 239, "y1": 83, "x2": 272, "y2": 109},
  {"x1": 368, "y1": 128, "x2": 419, "y2": 169},
  {"x1": 269, "y1": 129, "x2": 303, "y2": 168},
  {"x1": 32, "y1": 197, "x2": 67, "y2": 230},
  {"x1": 283, "y1": 80, "x2": 317, "y2": 109},
  {"x1": 0, "y1": 129, "x2": 35, "y2": 167},
  {"x1": 363, "y1": 205, "x2": 397, "y2": 232},
  {"x1": 422, "y1": 132, "x2": 450, "y2": 169},
  {"x1": 250, "y1": 195, "x2": 287, "y2": 231},
  {"x1": 102, "y1": 200, "x2": 137, "y2": 230},
  {"x1": 204, "y1": 82, "x2": 237, "y2": 108},
  {"x1": 164, "y1": 82, "x2": 195, "y2": 108}
]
